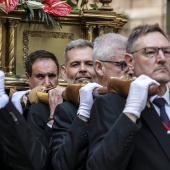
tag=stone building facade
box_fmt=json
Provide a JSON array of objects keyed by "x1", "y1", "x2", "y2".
[{"x1": 90, "y1": 0, "x2": 167, "y2": 36}]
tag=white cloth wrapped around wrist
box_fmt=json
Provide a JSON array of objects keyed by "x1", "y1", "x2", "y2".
[
  {"x1": 0, "y1": 94, "x2": 9, "y2": 109},
  {"x1": 0, "y1": 70, "x2": 9, "y2": 109}
]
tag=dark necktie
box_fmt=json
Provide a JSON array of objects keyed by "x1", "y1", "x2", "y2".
[{"x1": 153, "y1": 98, "x2": 170, "y2": 128}]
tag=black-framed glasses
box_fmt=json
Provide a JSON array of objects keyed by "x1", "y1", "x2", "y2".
[
  {"x1": 131, "y1": 46, "x2": 170, "y2": 59},
  {"x1": 99, "y1": 60, "x2": 127, "y2": 71}
]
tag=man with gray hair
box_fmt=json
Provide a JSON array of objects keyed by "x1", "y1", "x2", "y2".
[
  {"x1": 51, "y1": 33, "x2": 132, "y2": 170},
  {"x1": 61, "y1": 38, "x2": 96, "y2": 84},
  {"x1": 27, "y1": 38, "x2": 96, "y2": 144},
  {"x1": 92, "y1": 33, "x2": 133, "y2": 86},
  {"x1": 27, "y1": 38, "x2": 97, "y2": 170},
  {"x1": 0, "y1": 38, "x2": 96, "y2": 170},
  {"x1": 87, "y1": 24, "x2": 170, "y2": 170}
]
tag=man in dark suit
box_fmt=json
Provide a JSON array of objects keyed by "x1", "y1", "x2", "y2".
[
  {"x1": 27, "y1": 39, "x2": 96, "y2": 170},
  {"x1": 87, "y1": 24, "x2": 170, "y2": 170},
  {"x1": 0, "y1": 50, "x2": 59, "y2": 170},
  {"x1": 0, "y1": 70, "x2": 48, "y2": 170},
  {"x1": 52, "y1": 82, "x2": 101, "y2": 170},
  {"x1": 51, "y1": 34, "x2": 133, "y2": 170}
]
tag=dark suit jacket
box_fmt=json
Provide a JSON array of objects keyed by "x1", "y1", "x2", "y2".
[
  {"x1": 0, "y1": 139, "x2": 13, "y2": 170},
  {"x1": 27, "y1": 102, "x2": 52, "y2": 149},
  {"x1": 27, "y1": 102, "x2": 53, "y2": 170},
  {"x1": 0, "y1": 101, "x2": 47, "y2": 170},
  {"x1": 51, "y1": 101, "x2": 89, "y2": 170},
  {"x1": 87, "y1": 93, "x2": 170, "y2": 170}
]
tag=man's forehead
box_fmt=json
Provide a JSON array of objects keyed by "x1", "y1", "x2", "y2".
[
  {"x1": 35, "y1": 72, "x2": 56, "y2": 75},
  {"x1": 133, "y1": 32, "x2": 170, "y2": 49},
  {"x1": 67, "y1": 55, "x2": 93, "y2": 64},
  {"x1": 66, "y1": 48, "x2": 93, "y2": 67},
  {"x1": 31, "y1": 71, "x2": 57, "y2": 77},
  {"x1": 31, "y1": 64, "x2": 58, "y2": 75},
  {"x1": 34, "y1": 57, "x2": 54, "y2": 63},
  {"x1": 70, "y1": 58, "x2": 92, "y2": 62}
]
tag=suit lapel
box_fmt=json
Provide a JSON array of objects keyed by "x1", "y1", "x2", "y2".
[{"x1": 141, "y1": 103, "x2": 170, "y2": 161}]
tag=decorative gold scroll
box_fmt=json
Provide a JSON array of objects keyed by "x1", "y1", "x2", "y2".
[{"x1": 22, "y1": 30, "x2": 74, "y2": 64}]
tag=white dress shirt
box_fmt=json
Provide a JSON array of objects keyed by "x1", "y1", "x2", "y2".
[{"x1": 150, "y1": 85, "x2": 170, "y2": 120}]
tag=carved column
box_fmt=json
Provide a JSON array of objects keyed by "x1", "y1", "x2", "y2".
[
  {"x1": 0, "y1": 20, "x2": 3, "y2": 70},
  {"x1": 6, "y1": 19, "x2": 19, "y2": 77},
  {"x1": 98, "y1": 25, "x2": 108, "y2": 36},
  {"x1": 86, "y1": 25, "x2": 96, "y2": 42}
]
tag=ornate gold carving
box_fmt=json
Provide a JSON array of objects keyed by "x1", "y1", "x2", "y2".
[
  {"x1": 2, "y1": 9, "x2": 128, "y2": 89},
  {"x1": 98, "y1": 25, "x2": 108, "y2": 36},
  {"x1": 86, "y1": 25, "x2": 96, "y2": 42},
  {"x1": 5, "y1": 76, "x2": 28, "y2": 90},
  {"x1": 99, "y1": 0, "x2": 113, "y2": 11},
  {"x1": 22, "y1": 30, "x2": 74, "y2": 64}
]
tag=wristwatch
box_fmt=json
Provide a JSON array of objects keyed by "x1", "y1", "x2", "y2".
[{"x1": 77, "y1": 114, "x2": 89, "y2": 122}]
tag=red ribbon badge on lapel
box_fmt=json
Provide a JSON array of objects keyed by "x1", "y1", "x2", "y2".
[
  {"x1": 0, "y1": 0, "x2": 18, "y2": 12},
  {"x1": 163, "y1": 122, "x2": 170, "y2": 137},
  {"x1": 43, "y1": 0, "x2": 72, "y2": 16}
]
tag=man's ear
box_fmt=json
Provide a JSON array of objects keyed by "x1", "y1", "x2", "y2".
[
  {"x1": 125, "y1": 53, "x2": 134, "y2": 71},
  {"x1": 25, "y1": 72, "x2": 30, "y2": 84},
  {"x1": 94, "y1": 60, "x2": 104, "y2": 76},
  {"x1": 61, "y1": 65, "x2": 67, "y2": 82}
]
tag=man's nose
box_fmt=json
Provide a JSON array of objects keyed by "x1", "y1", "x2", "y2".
[
  {"x1": 79, "y1": 64, "x2": 86, "y2": 71},
  {"x1": 156, "y1": 49, "x2": 166, "y2": 62},
  {"x1": 43, "y1": 76, "x2": 51, "y2": 87}
]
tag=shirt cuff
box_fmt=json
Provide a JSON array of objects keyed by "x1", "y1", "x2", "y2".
[{"x1": 47, "y1": 123, "x2": 52, "y2": 129}]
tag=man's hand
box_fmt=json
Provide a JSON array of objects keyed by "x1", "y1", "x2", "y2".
[
  {"x1": 0, "y1": 70, "x2": 9, "y2": 109},
  {"x1": 77, "y1": 83, "x2": 103, "y2": 119},
  {"x1": 48, "y1": 87, "x2": 65, "y2": 120},
  {"x1": 123, "y1": 74, "x2": 160, "y2": 119}
]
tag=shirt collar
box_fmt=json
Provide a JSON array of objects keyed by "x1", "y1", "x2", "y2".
[{"x1": 150, "y1": 85, "x2": 170, "y2": 106}]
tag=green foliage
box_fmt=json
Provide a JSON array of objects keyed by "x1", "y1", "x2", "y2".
[
  {"x1": 80, "y1": 0, "x2": 87, "y2": 8},
  {"x1": 89, "y1": 3, "x2": 98, "y2": 10},
  {"x1": 67, "y1": 0, "x2": 79, "y2": 10},
  {"x1": 26, "y1": 5, "x2": 35, "y2": 19},
  {"x1": 67, "y1": 0, "x2": 99, "y2": 10},
  {"x1": 0, "y1": 0, "x2": 99, "y2": 26},
  {"x1": 0, "y1": 4, "x2": 8, "y2": 14},
  {"x1": 0, "y1": 0, "x2": 61, "y2": 27},
  {"x1": 25, "y1": 5, "x2": 61, "y2": 27}
]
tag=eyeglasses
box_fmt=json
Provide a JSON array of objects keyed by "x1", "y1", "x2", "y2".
[
  {"x1": 131, "y1": 46, "x2": 170, "y2": 59},
  {"x1": 99, "y1": 60, "x2": 127, "y2": 71}
]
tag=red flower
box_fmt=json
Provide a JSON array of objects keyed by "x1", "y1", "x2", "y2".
[
  {"x1": 0, "y1": 0, "x2": 19, "y2": 12},
  {"x1": 43, "y1": 0, "x2": 72, "y2": 16}
]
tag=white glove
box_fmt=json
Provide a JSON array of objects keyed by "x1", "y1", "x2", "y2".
[
  {"x1": 11, "y1": 90, "x2": 30, "y2": 114},
  {"x1": 77, "y1": 83, "x2": 103, "y2": 118},
  {"x1": 0, "y1": 70, "x2": 9, "y2": 109},
  {"x1": 123, "y1": 75, "x2": 160, "y2": 118}
]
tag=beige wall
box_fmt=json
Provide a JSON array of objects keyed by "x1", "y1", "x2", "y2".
[{"x1": 89, "y1": 0, "x2": 167, "y2": 37}]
